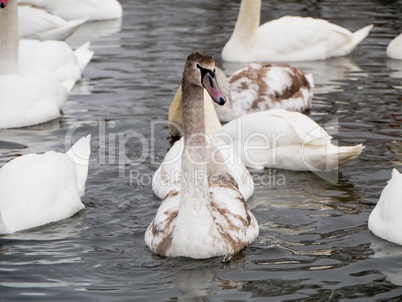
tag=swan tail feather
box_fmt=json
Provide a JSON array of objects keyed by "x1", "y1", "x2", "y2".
[
  {"x1": 340, "y1": 24, "x2": 373, "y2": 56},
  {"x1": 74, "y1": 41, "x2": 94, "y2": 73},
  {"x1": 337, "y1": 143, "x2": 365, "y2": 166},
  {"x1": 35, "y1": 17, "x2": 89, "y2": 41},
  {"x1": 66, "y1": 135, "x2": 91, "y2": 196}
]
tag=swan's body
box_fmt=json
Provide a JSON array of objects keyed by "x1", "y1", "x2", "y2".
[
  {"x1": 18, "y1": 5, "x2": 88, "y2": 40},
  {"x1": 0, "y1": 0, "x2": 70, "y2": 128},
  {"x1": 0, "y1": 135, "x2": 91, "y2": 234},
  {"x1": 18, "y1": 0, "x2": 123, "y2": 21},
  {"x1": 167, "y1": 86, "x2": 364, "y2": 172},
  {"x1": 152, "y1": 137, "x2": 255, "y2": 202},
  {"x1": 146, "y1": 52, "x2": 258, "y2": 259},
  {"x1": 0, "y1": 74, "x2": 68, "y2": 128},
  {"x1": 368, "y1": 169, "x2": 402, "y2": 245},
  {"x1": 222, "y1": 0, "x2": 373, "y2": 62},
  {"x1": 19, "y1": 39, "x2": 94, "y2": 90},
  {"x1": 216, "y1": 109, "x2": 364, "y2": 171},
  {"x1": 387, "y1": 32, "x2": 402, "y2": 60}
]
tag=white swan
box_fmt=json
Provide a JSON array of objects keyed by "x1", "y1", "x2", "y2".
[
  {"x1": 0, "y1": 135, "x2": 91, "y2": 234},
  {"x1": 368, "y1": 168, "x2": 402, "y2": 245},
  {"x1": 3, "y1": 0, "x2": 94, "y2": 91},
  {"x1": 165, "y1": 87, "x2": 364, "y2": 173},
  {"x1": 0, "y1": 0, "x2": 69, "y2": 128},
  {"x1": 18, "y1": 0, "x2": 123, "y2": 21},
  {"x1": 18, "y1": 5, "x2": 88, "y2": 40},
  {"x1": 387, "y1": 32, "x2": 402, "y2": 60},
  {"x1": 145, "y1": 52, "x2": 259, "y2": 259},
  {"x1": 222, "y1": 0, "x2": 373, "y2": 62},
  {"x1": 216, "y1": 109, "x2": 364, "y2": 171},
  {"x1": 169, "y1": 63, "x2": 314, "y2": 135}
]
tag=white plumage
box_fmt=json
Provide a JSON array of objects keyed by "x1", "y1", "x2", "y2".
[
  {"x1": 18, "y1": 5, "x2": 88, "y2": 40},
  {"x1": 368, "y1": 169, "x2": 402, "y2": 245},
  {"x1": 387, "y1": 32, "x2": 402, "y2": 60},
  {"x1": 0, "y1": 135, "x2": 91, "y2": 234},
  {"x1": 222, "y1": 0, "x2": 373, "y2": 62},
  {"x1": 216, "y1": 109, "x2": 364, "y2": 171},
  {"x1": 0, "y1": 0, "x2": 77, "y2": 128},
  {"x1": 19, "y1": 39, "x2": 94, "y2": 91},
  {"x1": 18, "y1": 0, "x2": 123, "y2": 21}
]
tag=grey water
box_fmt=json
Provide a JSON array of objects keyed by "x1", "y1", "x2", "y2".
[{"x1": 1, "y1": 0, "x2": 402, "y2": 300}]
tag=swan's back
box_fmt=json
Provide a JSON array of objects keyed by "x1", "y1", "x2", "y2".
[
  {"x1": 0, "y1": 135, "x2": 91, "y2": 234},
  {"x1": 369, "y1": 169, "x2": 402, "y2": 245},
  {"x1": 0, "y1": 74, "x2": 68, "y2": 128},
  {"x1": 145, "y1": 179, "x2": 258, "y2": 259},
  {"x1": 229, "y1": 63, "x2": 313, "y2": 113}
]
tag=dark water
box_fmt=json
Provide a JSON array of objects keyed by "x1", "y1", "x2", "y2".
[{"x1": 1, "y1": 0, "x2": 402, "y2": 300}]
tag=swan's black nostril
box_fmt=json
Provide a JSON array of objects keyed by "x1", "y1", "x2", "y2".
[{"x1": 209, "y1": 77, "x2": 214, "y2": 88}]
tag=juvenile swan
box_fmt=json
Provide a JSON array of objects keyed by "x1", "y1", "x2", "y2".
[{"x1": 145, "y1": 52, "x2": 259, "y2": 259}]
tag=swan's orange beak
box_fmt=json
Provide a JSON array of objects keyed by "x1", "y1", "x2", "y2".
[
  {"x1": 0, "y1": 0, "x2": 8, "y2": 9},
  {"x1": 197, "y1": 64, "x2": 226, "y2": 106}
]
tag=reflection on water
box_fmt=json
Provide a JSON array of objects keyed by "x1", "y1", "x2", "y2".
[
  {"x1": 1, "y1": 0, "x2": 402, "y2": 300},
  {"x1": 387, "y1": 59, "x2": 402, "y2": 89}
]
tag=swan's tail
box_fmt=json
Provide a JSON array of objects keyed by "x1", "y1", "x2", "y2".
[
  {"x1": 337, "y1": 143, "x2": 365, "y2": 166},
  {"x1": 66, "y1": 135, "x2": 91, "y2": 196},
  {"x1": 74, "y1": 41, "x2": 94, "y2": 73},
  {"x1": 305, "y1": 73, "x2": 314, "y2": 89},
  {"x1": 352, "y1": 24, "x2": 373, "y2": 46},
  {"x1": 36, "y1": 17, "x2": 89, "y2": 41},
  {"x1": 338, "y1": 24, "x2": 373, "y2": 56}
]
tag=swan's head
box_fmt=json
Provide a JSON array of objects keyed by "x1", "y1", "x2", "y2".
[
  {"x1": 184, "y1": 51, "x2": 226, "y2": 106},
  {"x1": 0, "y1": 0, "x2": 7, "y2": 9}
]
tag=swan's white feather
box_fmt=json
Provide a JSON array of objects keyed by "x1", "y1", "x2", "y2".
[
  {"x1": 222, "y1": 11, "x2": 373, "y2": 62},
  {"x1": 18, "y1": 0, "x2": 123, "y2": 21},
  {"x1": 368, "y1": 169, "x2": 402, "y2": 245},
  {"x1": 0, "y1": 135, "x2": 91, "y2": 234},
  {"x1": 18, "y1": 6, "x2": 88, "y2": 40}
]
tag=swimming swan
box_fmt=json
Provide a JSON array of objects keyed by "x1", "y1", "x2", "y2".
[
  {"x1": 222, "y1": 0, "x2": 373, "y2": 62},
  {"x1": 0, "y1": 135, "x2": 91, "y2": 234},
  {"x1": 0, "y1": 0, "x2": 69, "y2": 128},
  {"x1": 145, "y1": 52, "x2": 259, "y2": 259},
  {"x1": 368, "y1": 168, "x2": 402, "y2": 245}
]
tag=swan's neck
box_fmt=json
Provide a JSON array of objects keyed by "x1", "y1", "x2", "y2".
[
  {"x1": 168, "y1": 85, "x2": 222, "y2": 137},
  {"x1": 0, "y1": 1, "x2": 19, "y2": 75},
  {"x1": 180, "y1": 80, "x2": 210, "y2": 213},
  {"x1": 231, "y1": 0, "x2": 260, "y2": 43}
]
